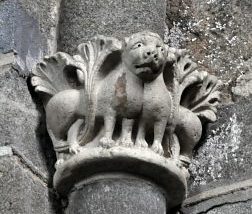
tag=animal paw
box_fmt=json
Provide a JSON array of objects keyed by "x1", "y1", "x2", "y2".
[
  {"x1": 100, "y1": 137, "x2": 115, "y2": 148},
  {"x1": 151, "y1": 142, "x2": 164, "y2": 155},
  {"x1": 69, "y1": 143, "x2": 82, "y2": 154},
  {"x1": 135, "y1": 139, "x2": 148, "y2": 148},
  {"x1": 120, "y1": 138, "x2": 134, "y2": 147}
]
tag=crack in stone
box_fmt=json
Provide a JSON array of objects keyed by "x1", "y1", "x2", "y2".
[
  {"x1": 11, "y1": 147, "x2": 49, "y2": 185},
  {"x1": 197, "y1": 198, "x2": 252, "y2": 214},
  {"x1": 184, "y1": 178, "x2": 252, "y2": 206}
]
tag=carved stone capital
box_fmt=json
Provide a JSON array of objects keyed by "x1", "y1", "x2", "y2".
[{"x1": 31, "y1": 31, "x2": 221, "y2": 212}]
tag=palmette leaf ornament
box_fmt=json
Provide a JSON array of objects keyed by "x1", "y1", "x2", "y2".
[
  {"x1": 164, "y1": 47, "x2": 199, "y2": 121},
  {"x1": 31, "y1": 52, "x2": 79, "y2": 98},
  {"x1": 72, "y1": 36, "x2": 122, "y2": 146},
  {"x1": 73, "y1": 35, "x2": 122, "y2": 95},
  {"x1": 31, "y1": 36, "x2": 122, "y2": 146},
  {"x1": 181, "y1": 74, "x2": 222, "y2": 122},
  {"x1": 166, "y1": 47, "x2": 222, "y2": 123},
  {"x1": 164, "y1": 48, "x2": 200, "y2": 159},
  {"x1": 164, "y1": 47, "x2": 221, "y2": 161}
]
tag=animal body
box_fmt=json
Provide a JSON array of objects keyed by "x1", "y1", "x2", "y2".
[
  {"x1": 44, "y1": 31, "x2": 170, "y2": 165},
  {"x1": 136, "y1": 74, "x2": 172, "y2": 155},
  {"x1": 45, "y1": 58, "x2": 143, "y2": 154},
  {"x1": 122, "y1": 32, "x2": 172, "y2": 155}
]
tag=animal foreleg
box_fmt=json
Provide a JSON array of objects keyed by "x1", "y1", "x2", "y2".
[
  {"x1": 100, "y1": 115, "x2": 116, "y2": 148},
  {"x1": 120, "y1": 118, "x2": 134, "y2": 147},
  {"x1": 151, "y1": 119, "x2": 166, "y2": 155},
  {"x1": 135, "y1": 120, "x2": 148, "y2": 148}
]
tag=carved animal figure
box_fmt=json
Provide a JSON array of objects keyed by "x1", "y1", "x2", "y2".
[
  {"x1": 32, "y1": 37, "x2": 125, "y2": 166},
  {"x1": 32, "y1": 32, "x2": 221, "y2": 168},
  {"x1": 42, "y1": 36, "x2": 144, "y2": 156},
  {"x1": 32, "y1": 32, "x2": 170, "y2": 165},
  {"x1": 122, "y1": 32, "x2": 172, "y2": 155}
]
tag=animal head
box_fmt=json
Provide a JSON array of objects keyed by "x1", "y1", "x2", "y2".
[{"x1": 122, "y1": 31, "x2": 167, "y2": 82}]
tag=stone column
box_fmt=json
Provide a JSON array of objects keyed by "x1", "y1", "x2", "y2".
[
  {"x1": 65, "y1": 174, "x2": 167, "y2": 214},
  {"x1": 58, "y1": 0, "x2": 167, "y2": 53},
  {"x1": 54, "y1": 147, "x2": 187, "y2": 214},
  {"x1": 57, "y1": 2, "x2": 170, "y2": 213}
]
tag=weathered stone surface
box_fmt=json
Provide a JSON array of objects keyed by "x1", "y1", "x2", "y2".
[
  {"x1": 0, "y1": 0, "x2": 60, "y2": 75},
  {"x1": 0, "y1": 156, "x2": 61, "y2": 214},
  {"x1": 232, "y1": 57, "x2": 252, "y2": 99},
  {"x1": 189, "y1": 98, "x2": 252, "y2": 195},
  {"x1": 0, "y1": 53, "x2": 56, "y2": 179},
  {"x1": 66, "y1": 174, "x2": 166, "y2": 214},
  {"x1": 58, "y1": 0, "x2": 166, "y2": 53},
  {"x1": 166, "y1": 0, "x2": 252, "y2": 103}
]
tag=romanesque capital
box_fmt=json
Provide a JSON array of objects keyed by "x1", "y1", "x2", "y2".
[{"x1": 31, "y1": 31, "x2": 221, "y2": 210}]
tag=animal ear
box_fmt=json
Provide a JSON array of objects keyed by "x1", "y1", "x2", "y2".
[
  {"x1": 165, "y1": 45, "x2": 176, "y2": 63},
  {"x1": 123, "y1": 37, "x2": 130, "y2": 47}
]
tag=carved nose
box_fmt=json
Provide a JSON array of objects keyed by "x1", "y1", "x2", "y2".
[{"x1": 144, "y1": 50, "x2": 158, "y2": 59}]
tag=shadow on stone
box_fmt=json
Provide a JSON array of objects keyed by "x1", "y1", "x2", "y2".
[{"x1": 27, "y1": 76, "x2": 63, "y2": 213}]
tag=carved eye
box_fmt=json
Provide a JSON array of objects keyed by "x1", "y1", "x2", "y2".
[
  {"x1": 157, "y1": 45, "x2": 164, "y2": 52},
  {"x1": 133, "y1": 42, "x2": 143, "y2": 49}
]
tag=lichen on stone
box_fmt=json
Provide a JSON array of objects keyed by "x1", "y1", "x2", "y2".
[{"x1": 190, "y1": 113, "x2": 243, "y2": 186}]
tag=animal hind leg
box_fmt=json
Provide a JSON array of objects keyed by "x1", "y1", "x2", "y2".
[
  {"x1": 176, "y1": 107, "x2": 202, "y2": 165},
  {"x1": 55, "y1": 152, "x2": 65, "y2": 169},
  {"x1": 47, "y1": 128, "x2": 68, "y2": 168},
  {"x1": 68, "y1": 119, "x2": 85, "y2": 154}
]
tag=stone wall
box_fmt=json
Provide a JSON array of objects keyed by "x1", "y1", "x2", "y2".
[
  {"x1": 0, "y1": 0, "x2": 62, "y2": 213},
  {"x1": 0, "y1": 0, "x2": 251, "y2": 213}
]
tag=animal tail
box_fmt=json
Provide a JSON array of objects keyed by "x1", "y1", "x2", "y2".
[{"x1": 76, "y1": 35, "x2": 122, "y2": 146}]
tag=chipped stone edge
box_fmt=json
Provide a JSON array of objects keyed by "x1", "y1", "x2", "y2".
[
  {"x1": 0, "y1": 51, "x2": 16, "y2": 68},
  {"x1": 184, "y1": 178, "x2": 252, "y2": 206},
  {"x1": 0, "y1": 146, "x2": 13, "y2": 157}
]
